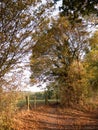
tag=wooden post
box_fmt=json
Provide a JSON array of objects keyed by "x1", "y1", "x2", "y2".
[
  {"x1": 34, "y1": 95, "x2": 36, "y2": 109},
  {"x1": 27, "y1": 95, "x2": 30, "y2": 111},
  {"x1": 45, "y1": 90, "x2": 48, "y2": 105},
  {"x1": 26, "y1": 95, "x2": 30, "y2": 111}
]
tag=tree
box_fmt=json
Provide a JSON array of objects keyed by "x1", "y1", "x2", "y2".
[
  {"x1": 85, "y1": 31, "x2": 98, "y2": 91},
  {"x1": 61, "y1": 0, "x2": 98, "y2": 23},
  {"x1": 0, "y1": 1, "x2": 54, "y2": 129},
  {"x1": 0, "y1": 0, "x2": 34, "y2": 78},
  {"x1": 30, "y1": 17, "x2": 90, "y2": 106},
  {"x1": 0, "y1": 0, "x2": 53, "y2": 89},
  {"x1": 62, "y1": 60, "x2": 88, "y2": 106}
]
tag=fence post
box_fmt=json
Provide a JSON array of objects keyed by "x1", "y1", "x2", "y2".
[
  {"x1": 34, "y1": 95, "x2": 36, "y2": 109},
  {"x1": 27, "y1": 95, "x2": 30, "y2": 111},
  {"x1": 26, "y1": 95, "x2": 30, "y2": 111}
]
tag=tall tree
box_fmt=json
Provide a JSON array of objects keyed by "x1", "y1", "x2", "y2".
[
  {"x1": 0, "y1": 0, "x2": 34, "y2": 79},
  {"x1": 0, "y1": 0, "x2": 53, "y2": 89},
  {"x1": 0, "y1": 1, "x2": 54, "y2": 129},
  {"x1": 30, "y1": 0, "x2": 98, "y2": 107},
  {"x1": 30, "y1": 17, "x2": 89, "y2": 106}
]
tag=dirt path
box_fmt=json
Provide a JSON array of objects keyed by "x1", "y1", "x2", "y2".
[{"x1": 15, "y1": 106, "x2": 98, "y2": 130}]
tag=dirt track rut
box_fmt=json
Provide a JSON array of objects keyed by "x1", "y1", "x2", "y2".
[{"x1": 15, "y1": 106, "x2": 98, "y2": 130}]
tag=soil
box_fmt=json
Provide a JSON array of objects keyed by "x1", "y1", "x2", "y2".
[{"x1": 14, "y1": 104, "x2": 98, "y2": 130}]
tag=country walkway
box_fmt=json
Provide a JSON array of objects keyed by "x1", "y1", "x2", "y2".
[{"x1": 14, "y1": 105, "x2": 98, "y2": 130}]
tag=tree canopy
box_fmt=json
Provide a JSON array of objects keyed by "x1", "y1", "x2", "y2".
[
  {"x1": 0, "y1": 0, "x2": 53, "y2": 88},
  {"x1": 30, "y1": 0, "x2": 98, "y2": 106},
  {"x1": 30, "y1": 16, "x2": 91, "y2": 106},
  {"x1": 61, "y1": 0, "x2": 98, "y2": 23},
  {"x1": 0, "y1": 0, "x2": 34, "y2": 78}
]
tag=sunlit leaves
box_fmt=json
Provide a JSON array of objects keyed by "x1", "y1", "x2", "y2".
[
  {"x1": 89, "y1": 31, "x2": 98, "y2": 50},
  {"x1": 86, "y1": 31, "x2": 98, "y2": 91},
  {"x1": 30, "y1": 17, "x2": 70, "y2": 84},
  {"x1": 61, "y1": 0, "x2": 98, "y2": 23}
]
